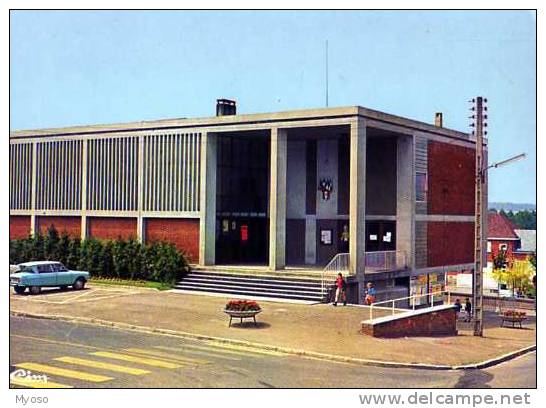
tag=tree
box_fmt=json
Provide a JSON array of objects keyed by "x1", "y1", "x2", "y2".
[
  {"x1": 493, "y1": 249, "x2": 508, "y2": 270},
  {"x1": 99, "y1": 241, "x2": 114, "y2": 277},
  {"x1": 66, "y1": 237, "x2": 81, "y2": 270},
  {"x1": 43, "y1": 226, "x2": 60, "y2": 260},
  {"x1": 29, "y1": 232, "x2": 45, "y2": 261},
  {"x1": 56, "y1": 233, "x2": 71, "y2": 265},
  {"x1": 529, "y1": 251, "x2": 537, "y2": 271},
  {"x1": 492, "y1": 259, "x2": 534, "y2": 297},
  {"x1": 502, "y1": 209, "x2": 537, "y2": 230}
]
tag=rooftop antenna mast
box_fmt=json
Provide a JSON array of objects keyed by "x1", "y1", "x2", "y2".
[{"x1": 325, "y1": 40, "x2": 329, "y2": 107}]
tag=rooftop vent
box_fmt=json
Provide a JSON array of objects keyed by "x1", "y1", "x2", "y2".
[
  {"x1": 434, "y1": 112, "x2": 443, "y2": 127},
  {"x1": 216, "y1": 99, "x2": 237, "y2": 116}
]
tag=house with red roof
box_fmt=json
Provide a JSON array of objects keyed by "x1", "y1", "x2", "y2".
[{"x1": 487, "y1": 211, "x2": 535, "y2": 266}]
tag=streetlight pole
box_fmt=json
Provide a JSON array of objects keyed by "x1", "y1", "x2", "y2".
[{"x1": 470, "y1": 96, "x2": 526, "y2": 336}]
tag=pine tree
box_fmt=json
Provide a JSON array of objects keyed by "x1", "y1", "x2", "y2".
[
  {"x1": 30, "y1": 232, "x2": 45, "y2": 261},
  {"x1": 99, "y1": 241, "x2": 114, "y2": 278},
  {"x1": 57, "y1": 233, "x2": 71, "y2": 265},
  {"x1": 67, "y1": 237, "x2": 81, "y2": 270},
  {"x1": 43, "y1": 226, "x2": 60, "y2": 260}
]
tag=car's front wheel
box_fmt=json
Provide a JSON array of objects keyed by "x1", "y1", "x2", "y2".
[
  {"x1": 29, "y1": 286, "x2": 41, "y2": 295},
  {"x1": 13, "y1": 286, "x2": 26, "y2": 295},
  {"x1": 73, "y1": 278, "x2": 86, "y2": 290}
]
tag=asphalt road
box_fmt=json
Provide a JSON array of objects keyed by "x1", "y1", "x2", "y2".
[{"x1": 9, "y1": 316, "x2": 536, "y2": 389}]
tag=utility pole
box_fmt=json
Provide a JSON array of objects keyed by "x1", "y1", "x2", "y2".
[
  {"x1": 471, "y1": 96, "x2": 486, "y2": 337},
  {"x1": 470, "y1": 96, "x2": 526, "y2": 337}
]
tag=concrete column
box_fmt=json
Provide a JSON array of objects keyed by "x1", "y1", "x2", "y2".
[
  {"x1": 137, "y1": 135, "x2": 145, "y2": 243},
  {"x1": 269, "y1": 127, "x2": 287, "y2": 270},
  {"x1": 80, "y1": 139, "x2": 88, "y2": 241},
  {"x1": 199, "y1": 132, "x2": 217, "y2": 266},
  {"x1": 396, "y1": 135, "x2": 415, "y2": 269},
  {"x1": 30, "y1": 142, "x2": 37, "y2": 236},
  {"x1": 349, "y1": 118, "x2": 366, "y2": 302}
]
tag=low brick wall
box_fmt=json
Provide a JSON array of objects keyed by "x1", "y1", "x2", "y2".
[{"x1": 361, "y1": 305, "x2": 457, "y2": 338}]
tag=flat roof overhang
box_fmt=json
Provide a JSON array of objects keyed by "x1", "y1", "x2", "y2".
[{"x1": 10, "y1": 105, "x2": 484, "y2": 146}]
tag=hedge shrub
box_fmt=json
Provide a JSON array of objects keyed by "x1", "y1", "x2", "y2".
[{"x1": 9, "y1": 226, "x2": 189, "y2": 285}]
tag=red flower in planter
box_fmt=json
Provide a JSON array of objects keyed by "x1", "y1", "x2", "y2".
[{"x1": 225, "y1": 299, "x2": 261, "y2": 311}]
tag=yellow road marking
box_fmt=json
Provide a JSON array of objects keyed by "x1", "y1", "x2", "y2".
[
  {"x1": 15, "y1": 362, "x2": 113, "y2": 383},
  {"x1": 90, "y1": 351, "x2": 183, "y2": 369},
  {"x1": 203, "y1": 341, "x2": 287, "y2": 357},
  {"x1": 10, "y1": 378, "x2": 73, "y2": 389},
  {"x1": 124, "y1": 348, "x2": 208, "y2": 365},
  {"x1": 154, "y1": 345, "x2": 241, "y2": 361},
  {"x1": 54, "y1": 356, "x2": 150, "y2": 375}
]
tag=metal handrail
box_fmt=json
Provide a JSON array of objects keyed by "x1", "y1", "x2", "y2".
[
  {"x1": 364, "y1": 250, "x2": 407, "y2": 272},
  {"x1": 368, "y1": 290, "x2": 452, "y2": 320},
  {"x1": 321, "y1": 253, "x2": 349, "y2": 299}
]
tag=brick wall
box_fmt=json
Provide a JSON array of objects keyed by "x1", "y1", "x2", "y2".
[
  {"x1": 361, "y1": 306, "x2": 457, "y2": 338},
  {"x1": 427, "y1": 222, "x2": 474, "y2": 267},
  {"x1": 36, "y1": 216, "x2": 81, "y2": 238},
  {"x1": 10, "y1": 216, "x2": 31, "y2": 240},
  {"x1": 428, "y1": 141, "x2": 475, "y2": 215},
  {"x1": 88, "y1": 217, "x2": 137, "y2": 240},
  {"x1": 487, "y1": 239, "x2": 528, "y2": 263},
  {"x1": 145, "y1": 218, "x2": 200, "y2": 263}
]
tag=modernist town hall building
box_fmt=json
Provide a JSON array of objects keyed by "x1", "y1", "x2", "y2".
[{"x1": 9, "y1": 102, "x2": 486, "y2": 303}]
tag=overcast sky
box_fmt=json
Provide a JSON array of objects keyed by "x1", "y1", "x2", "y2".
[{"x1": 9, "y1": 10, "x2": 536, "y2": 204}]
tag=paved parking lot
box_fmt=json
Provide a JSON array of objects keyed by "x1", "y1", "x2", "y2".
[{"x1": 10, "y1": 285, "x2": 142, "y2": 305}]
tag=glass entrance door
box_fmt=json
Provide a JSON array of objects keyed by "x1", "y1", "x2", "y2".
[
  {"x1": 214, "y1": 132, "x2": 270, "y2": 265},
  {"x1": 216, "y1": 216, "x2": 268, "y2": 264}
]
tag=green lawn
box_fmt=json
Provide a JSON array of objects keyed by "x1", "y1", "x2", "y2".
[{"x1": 89, "y1": 277, "x2": 173, "y2": 291}]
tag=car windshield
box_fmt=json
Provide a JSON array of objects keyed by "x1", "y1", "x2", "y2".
[{"x1": 17, "y1": 265, "x2": 36, "y2": 274}]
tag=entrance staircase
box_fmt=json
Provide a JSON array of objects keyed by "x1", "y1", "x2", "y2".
[{"x1": 174, "y1": 268, "x2": 332, "y2": 303}]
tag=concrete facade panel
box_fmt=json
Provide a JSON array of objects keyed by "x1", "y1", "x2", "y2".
[
  {"x1": 145, "y1": 218, "x2": 200, "y2": 263},
  {"x1": 10, "y1": 215, "x2": 31, "y2": 240},
  {"x1": 285, "y1": 218, "x2": 306, "y2": 265},
  {"x1": 87, "y1": 217, "x2": 138, "y2": 240},
  {"x1": 428, "y1": 141, "x2": 475, "y2": 215},
  {"x1": 427, "y1": 221, "x2": 474, "y2": 267},
  {"x1": 286, "y1": 140, "x2": 307, "y2": 219}
]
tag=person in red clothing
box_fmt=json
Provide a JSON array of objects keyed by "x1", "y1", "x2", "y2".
[{"x1": 333, "y1": 273, "x2": 347, "y2": 306}]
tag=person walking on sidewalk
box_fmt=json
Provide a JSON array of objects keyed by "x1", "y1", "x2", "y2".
[
  {"x1": 464, "y1": 297, "x2": 472, "y2": 322},
  {"x1": 333, "y1": 273, "x2": 346, "y2": 306}
]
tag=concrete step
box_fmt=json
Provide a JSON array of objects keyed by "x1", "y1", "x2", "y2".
[
  {"x1": 189, "y1": 266, "x2": 325, "y2": 280},
  {"x1": 184, "y1": 274, "x2": 323, "y2": 289},
  {"x1": 173, "y1": 284, "x2": 325, "y2": 302},
  {"x1": 177, "y1": 280, "x2": 325, "y2": 295},
  {"x1": 176, "y1": 269, "x2": 335, "y2": 302}
]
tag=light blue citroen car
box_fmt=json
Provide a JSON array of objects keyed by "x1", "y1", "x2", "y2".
[{"x1": 10, "y1": 261, "x2": 89, "y2": 295}]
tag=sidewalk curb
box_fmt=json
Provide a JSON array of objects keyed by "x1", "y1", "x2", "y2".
[{"x1": 10, "y1": 310, "x2": 536, "y2": 371}]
